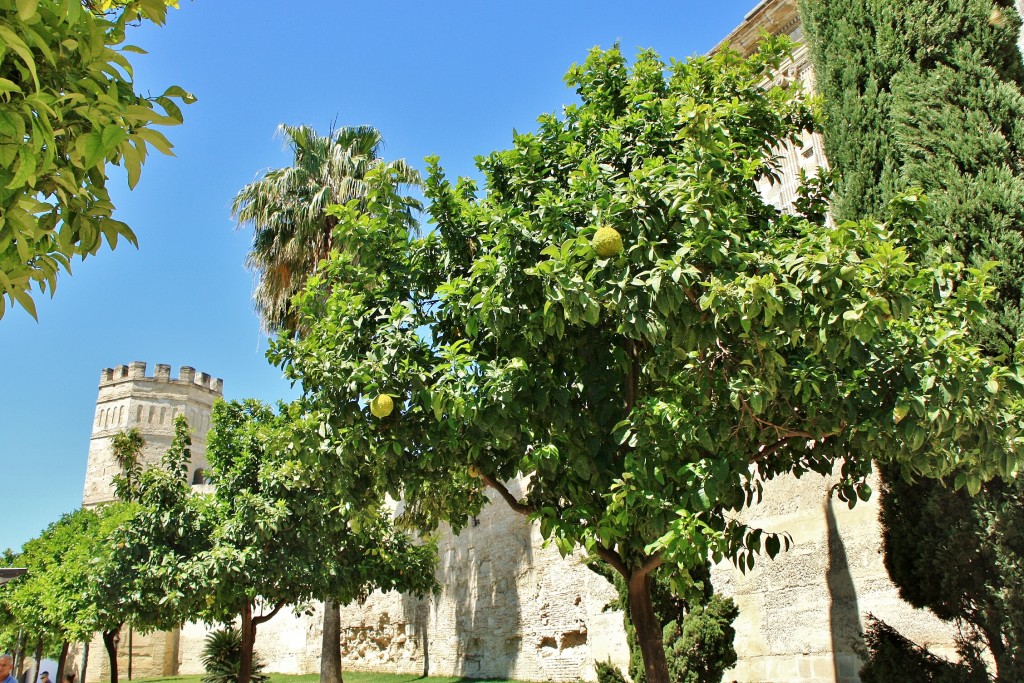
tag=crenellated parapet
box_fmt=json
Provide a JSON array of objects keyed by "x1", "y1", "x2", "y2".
[{"x1": 99, "y1": 361, "x2": 224, "y2": 393}]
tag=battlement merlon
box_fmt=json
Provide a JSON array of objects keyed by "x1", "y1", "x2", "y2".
[{"x1": 99, "y1": 362, "x2": 224, "y2": 394}]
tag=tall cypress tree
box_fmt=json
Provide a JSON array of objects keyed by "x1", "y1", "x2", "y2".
[
  {"x1": 800, "y1": 0, "x2": 1024, "y2": 349},
  {"x1": 799, "y1": 1, "x2": 1024, "y2": 680}
]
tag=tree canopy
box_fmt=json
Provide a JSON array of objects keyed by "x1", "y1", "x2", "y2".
[
  {"x1": 270, "y1": 41, "x2": 1024, "y2": 683},
  {"x1": 191, "y1": 399, "x2": 438, "y2": 683},
  {"x1": 0, "y1": 0, "x2": 194, "y2": 320}
]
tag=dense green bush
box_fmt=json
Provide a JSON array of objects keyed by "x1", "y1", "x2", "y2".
[
  {"x1": 663, "y1": 595, "x2": 739, "y2": 683},
  {"x1": 590, "y1": 562, "x2": 738, "y2": 683},
  {"x1": 858, "y1": 617, "x2": 984, "y2": 683},
  {"x1": 201, "y1": 627, "x2": 269, "y2": 683},
  {"x1": 595, "y1": 659, "x2": 628, "y2": 683}
]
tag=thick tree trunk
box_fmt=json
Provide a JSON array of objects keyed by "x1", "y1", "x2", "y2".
[
  {"x1": 626, "y1": 571, "x2": 669, "y2": 683},
  {"x1": 102, "y1": 628, "x2": 119, "y2": 683},
  {"x1": 320, "y1": 600, "x2": 343, "y2": 683},
  {"x1": 56, "y1": 641, "x2": 70, "y2": 683},
  {"x1": 238, "y1": 604, "x2": 256, "y2": 683}
]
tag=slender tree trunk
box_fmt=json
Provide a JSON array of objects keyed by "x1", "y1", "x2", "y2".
[
  {"x1": 56, "y1": 641, "x2": 70, "y2": 683},
  {"x1": 102, "y1": 628, "x2": 119, "y2": 683},
  {"x1": 126, "y1": 629, "x2": 132, "y2": 682},
  {"x1": 33, "y1": 635, "x2": 43, "y2": 683},
  {"x1": 238, "y1": 603, "x2": 256, "y2": 683},
  {"x1": 626, "y1": 571, "x2": 669, "y2": 683},
  {"x1": 14, "y1": 630, "x2": 25, "y2": 679},
  {"x1": 320, "y1": 600, "x2": 343, "y2": 683},
  {"x1": 80, "y1": 641, "x2": 90, "y2": 683}
]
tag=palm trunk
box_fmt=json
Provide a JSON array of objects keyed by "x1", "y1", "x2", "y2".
[
  {"x1": 320, "y1": 600, "x2": 343, "y2": 683},
  {"x1": 626, "y1": 571, "x2": 669, "y2": 683},
  {"x1": 102, "y1": 628, "x2": 119, "y2": 683},
  {"x1": 238, "y1": 603, "x2": 256, "y2": 683}
]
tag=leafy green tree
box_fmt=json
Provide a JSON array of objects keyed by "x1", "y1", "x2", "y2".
[
  {"x1": 1, "y1": 509, "x2": 103, "y2": 676},
  {"x1": 97, "y1": 416, "x2": 211, "y2": 683},
  {"x1": 799, "y1": 2, "x2": 1024, "y2": 679},
  {"x1": 232, "y1": 123, "x2": 424, "y2": 683},
  {"x1": 879, "y1": 465, "x2": 1024, "y2": 680},
  {"x1": 270, "y1": 43, "x2": 1024, "y2": 683},
  {"x1": 232, "y1": 124, "x2": 422, "y2": 333},
  {"x1": 196, "y1": 399, "x2": 438, "y2": 683},
  {"x1": 0, "y1": 0, "x2": 195, "y2": 320}
]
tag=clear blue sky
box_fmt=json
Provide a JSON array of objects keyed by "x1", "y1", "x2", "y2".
[{"x1": 0, "y1": 1, "x2": 758, "y2": 552}]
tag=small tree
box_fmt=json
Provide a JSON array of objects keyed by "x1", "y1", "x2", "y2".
[
  {"x1": 271, "y1": 43, "x2": 1024, "y2": 683},
  {"x1": 96, "y1": 416, "x2": 212, "y2": 683},
  {"x1": 1, "y1": 509, "x2": 107, "y2": 678},
  {"x1": 195, "y1": 399, "x2": 438, "y2": 683}
]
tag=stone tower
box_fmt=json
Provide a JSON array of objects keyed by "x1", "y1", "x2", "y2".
[{"x1": 82, "y1": 361, "x2": 223, "y2": 506}]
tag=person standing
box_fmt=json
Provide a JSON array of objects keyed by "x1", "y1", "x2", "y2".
[{"x1": 0, "y1": 655, "x2": 18, "y2": 683}]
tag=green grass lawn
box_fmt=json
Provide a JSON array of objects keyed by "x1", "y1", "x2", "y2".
[{"x1": 138, "y1": 673, "x2": 532, "y2": 683}]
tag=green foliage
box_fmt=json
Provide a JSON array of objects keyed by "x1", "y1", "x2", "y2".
[
  {"x1": 799, "y1": 0, "x2": 1024, "y2": 351},
  {"x1": 196, "y1": 399, "x2": 438, "y2": 627},
  {"x1": 271, "y1": 42, "x2": 1024, "y2": 683},
  {"x1": 0, "y1": 0, "x2": 194, "y2": 320},
  {"x1": 880, "y1": 465, "x2": 1024, "y2": 680},
  {"x1": 595, "y1": 660, "x2": 627, "y2": 683},
  {"x1": 591, "y1": 562, "x2": 736, "y2": 683},
  {"x1": 800, "y1": 3, "x2": 1024, "y2": 679},
  {"x1": 97, "y1": 415, "x2": 212, "y2": 635},
  {"x1": 662, "y1": 595, "x2": 738, "y2": 683},
  {"x1": 1, "y1": 507, "x2": 105, "y2": 649},
  {"x1": 112, "y1": 428, "x2": 144, "y2": 501},
  {"x1": 232, "y1": 124, "x2": 421, "y2": 334},
  {"x1": 858, "y1": 617, "x2": 984, "y2": 683},
  {"x1": 201, "y1": 627, "x2": 269, "y2": 683}
]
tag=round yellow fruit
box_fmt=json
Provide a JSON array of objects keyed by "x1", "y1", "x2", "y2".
[
  {"x1": 468, "y1": 464, "x2": 481, "y2": 479},
  {"x1": 592, "y1": 226, "x2": 623, "y2": 258},
  {"x1": 370, "y1": 394, "x2": 394, "y2": 418}
]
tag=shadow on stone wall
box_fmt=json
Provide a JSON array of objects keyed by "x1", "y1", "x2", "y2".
[
  {"x1": 417, "y1": 490, "x2": 533, "y2": 680},
  {"x1": 826, "y1": 497, "x2": 864, "y2": 683}
]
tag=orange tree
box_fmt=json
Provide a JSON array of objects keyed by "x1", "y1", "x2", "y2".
[
  {"x1": 0, "y1": 0, "x2": 194, "y2": 319},
  {"x1": 270, "y1": 42, "x2": 1024, "y2": 683}
]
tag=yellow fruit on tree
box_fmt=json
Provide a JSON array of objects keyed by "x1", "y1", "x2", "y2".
[
  {"x1": 468, "y1": 464, "x2": 481, "y2": 478},
  {"x1": 592, "y1": 226, "x2": 623, "y2": 258},
  {"x1": 370, "y1": 394, "x2": 394, "y2": 418}
]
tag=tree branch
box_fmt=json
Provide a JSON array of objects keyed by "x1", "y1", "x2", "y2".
[
  {"x1": 634, "y1": 552, "x2": 663, "y2": 581},
  {"x1": 749, "y1": 423, "x2": 847, "y2": 464},
  {"x1": 252, "y1": 601, "x2": 285, "y2": 626},
  {"x1": 593, "y1": 544, "x2": 630, "y2": 579},
  {"x1": 479, "y1": 474, "x2": 534, "y2": 516}
]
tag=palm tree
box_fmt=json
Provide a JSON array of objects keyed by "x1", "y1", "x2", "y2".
[
  {"x1": 232, "y1": 124, "x2": 422, "y2": 333},
  {"x1": 232, "y1": 125, "x2": 420, "y2": 683}
]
